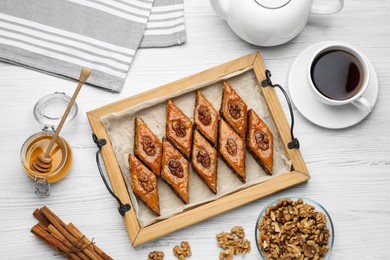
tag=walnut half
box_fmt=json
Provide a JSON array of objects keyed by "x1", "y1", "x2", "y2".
[
  {"x1": 254, "y1": 131, "x2": 270, "y2": 151},
  {"x1": 141, "y1": 136, "x2": 156, "y2": 156},
  {"x1": 196, "y1": 149, "x2": 211, "y2": 168},
  {"x1": 227, "y1": 100, "x2": 242, "y2": 120},
  {"x1": 172, "y1": 120, "x2": 187, "y2": 137},
  {"x1": 197, "y1": 105, "x2": 212, "y2": 126},
  {"x1": 231, "y1": 226, "x2": 245, "y2": 238},
  {"x1": 225, "y1": 138, "x2": 237, "y2": 156},
  {"x1": 173, "y1": 241, "x2": 192, "y2": 259},
  {"x1": 147, "y1": 251, "x2": 164, "y2": 260},
  {"x1": 168, "y1": 159, "x2": 184, "y2": 178},
  {"x1": 216, "y1": 226, "x2": 251, "y2": 258}
]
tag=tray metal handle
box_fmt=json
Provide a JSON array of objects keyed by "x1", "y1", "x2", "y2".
[
  {"x1": 261, "y1": 69, "x2": 300, "y2": 149},
  {"x1": 92, "y1": 133, "x2": 131, "y2": 216}
]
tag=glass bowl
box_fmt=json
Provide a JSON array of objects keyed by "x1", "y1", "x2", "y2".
[{"x1": 255, "y1": 197, "x2": 334, "y2": 259}]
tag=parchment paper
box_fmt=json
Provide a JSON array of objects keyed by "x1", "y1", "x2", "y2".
[{"x1": 102, "y1": 69, "x2": 291, "y2": 227}]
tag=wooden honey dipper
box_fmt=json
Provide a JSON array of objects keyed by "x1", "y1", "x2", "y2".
[{"x1": 32, "y1": 67, "x2": 91, "y2": 173}]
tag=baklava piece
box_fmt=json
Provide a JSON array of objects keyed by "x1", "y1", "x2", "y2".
[
  {"x1": 129, "y1": 154, "x2": 160, "y2": 215},
  {"x1": 166, "y1": 100, "x2": 193, "y2": 160},
  {"x1": 218, "y1": 119, "x2": 246, "y2": 183},
  {"x1": 194, "y1": 91, "x2": 218, "y2": 146},
  {"x1": 134, "y1": 116, "x2": 162, "y2": 176},
  {"x1": 192, "y1": 130, "x2": 218, "y2": 194},
  {"x1": 220, "y1": 81, "x2": 248, "y2": 139},
  {"x1": 161, "y1": 138, "x2": 190, "y2": 204},
  {"x1": 247, "y1": 109, "x2": 273, "y2": 175}
]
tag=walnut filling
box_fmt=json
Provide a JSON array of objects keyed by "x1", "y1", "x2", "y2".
[
  {"x1": 227, "y1": 100, "x2": 242, "y2": 120},
  {"x1": 254, "y1": 131, "x2": 270, "y2": 151},
  {"x1": 168, "y1": 159, "x2": 184, "y2": 178},
  {"x1": 141, "y1": 136, "x2": 157, "y2": 156},
  {"x1": 225, "y1": 138, "x2": 237, "y2": 156},
  {"x1": 196, "y1": 149, "x2": 211, "y2": 168},
  {"x1": 171, "y1": 120, "x2": 187, "y2": 137},
  {"x1": 197, "y1": 105, "x2": 212, "y2": 126}
]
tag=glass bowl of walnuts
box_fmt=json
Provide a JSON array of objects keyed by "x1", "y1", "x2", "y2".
[{"x1": 255, "y1": 197, "x2": 334, "y2": 260}]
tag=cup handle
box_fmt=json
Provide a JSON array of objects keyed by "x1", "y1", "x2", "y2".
[
  {"x1": 351, "y1": 96, "x2": 372, "y2": 113},
  {"x1": 312, "y1": 0, "x2": 344, "y2": 15}
]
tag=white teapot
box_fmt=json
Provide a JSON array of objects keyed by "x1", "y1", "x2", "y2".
[{"x1": 210, "y1": 0, "x2": 344, "y2": 46}]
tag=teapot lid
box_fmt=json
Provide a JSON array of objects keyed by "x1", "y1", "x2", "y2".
[{"x1": 255, "y1": 0, "x2": 291, "y2": 9}]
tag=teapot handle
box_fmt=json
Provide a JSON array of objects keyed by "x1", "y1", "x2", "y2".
[{"x1": 312, "y1": 0, "x2": 344, "y2": 15}]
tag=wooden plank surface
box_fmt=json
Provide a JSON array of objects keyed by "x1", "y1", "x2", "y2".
[{"x1": 1, "y1": 0, "x2": 390, "y2": 259}]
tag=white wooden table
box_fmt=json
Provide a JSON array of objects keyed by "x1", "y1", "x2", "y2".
[{"x1": 1, "y1": 1, "x2": 390, "y2": 259}]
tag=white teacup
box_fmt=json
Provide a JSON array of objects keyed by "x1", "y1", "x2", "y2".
[{"x1": 307, "y1": 42, "x2": 372, "y2": 111}]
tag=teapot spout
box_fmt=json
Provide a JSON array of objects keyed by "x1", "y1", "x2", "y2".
[{"x1": 210, "y1": 0, "x2": 230, "y2": 20}]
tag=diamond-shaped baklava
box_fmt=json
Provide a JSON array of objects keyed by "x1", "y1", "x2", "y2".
[
  {"x1": 134, "y1": 116, "x2": 162, "y2": 176},
  {"x1": 129, "y1": 154, "x2": 160, "y2": 215},
  {"x1": 166, "y1": 100, "x2": 193, "y2": 160},
  {"x1": 218, "y1": 119, "x2": 246, "y2": 183},
  {"x1": 220, "y1": 81, "x2": 248, "y2": 139},
  {"x1": 161, "y1": 138, "x2": 190, "y2": 204},
  {"x1": 194, "y1": 91, "x2": 218, "y2": 146},
  {"x1": 192, "y1": 130, "x2": 218, "y2": 194},
  {"x1": 247, "y1": 109, "x2": 273, "y2": 175}
]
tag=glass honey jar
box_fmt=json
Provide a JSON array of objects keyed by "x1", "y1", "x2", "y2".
[{"x1": 20, "y1": 92, "x2": 77, "y2": 196}]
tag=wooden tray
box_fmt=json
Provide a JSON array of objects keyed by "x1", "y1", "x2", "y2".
[{"x1": 87, "y1": 52, "x2": 310, "y2": 246}]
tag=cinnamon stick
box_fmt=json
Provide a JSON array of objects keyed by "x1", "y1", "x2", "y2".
[
  {"x1": 67, "y1": 223, "x2": 112, "y2": 260},
  {"x1": 40, "y1": 207, "x2": 103, "y2": 260},
  {"x1": 37, "y1": 221, "x2": 48, "y2": 230},
  {"x1": 33, "y1": 208, "x2": 51, "y2": 227},
  {"x1": 31, "y1": 224, "x2": 81, "y2": 260},
  {"x1": 42, "y1": 206, "x2": 66, "y2": 225},
  {"x1": 31, "y1": 207, "x2": 111, "y2": 260},
  {"x1": 47, "y1": 224, "x2": 90, "y2": 260}
]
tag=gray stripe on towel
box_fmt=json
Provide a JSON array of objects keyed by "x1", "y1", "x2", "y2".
[{"x1": 0, "y1": 43, "x2": 125, "y2": 92}]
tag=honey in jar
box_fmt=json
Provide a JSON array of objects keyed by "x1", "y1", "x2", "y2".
[
  {"x1": 21, "y1": 132, "x2": 72, "y2": 183},
  {"x1": 20, "y1": 92, "x2": 77, "y2": 196}
]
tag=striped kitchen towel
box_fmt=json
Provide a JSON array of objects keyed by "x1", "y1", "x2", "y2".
[{"x1": 0, "y1": 0, "x2": 186, "y2": 92}]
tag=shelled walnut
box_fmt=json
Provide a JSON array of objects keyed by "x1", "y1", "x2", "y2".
[
  {"x1": 231, "y1": 226, "x2": 245, "y2": 238},
  {"x1": 219, "y1": 247, "x2": 234, "y2": 260},
  {"x1": 168, "y1": 159, "x2": 184, "y2": 178},
  {"x1": 225, "y1": 138, "x2": 237, "y2": 156},
  {"x1": 257, "y1": 198, "x2": 331, "y2": 260},
  {"x1": 173, "y1": 241, "x2": 192, "y2": 259},
  {"x1": 137, "y1": 170, "x2": 155, "y2": 193},
  {"x1": 197, "y1": 105, "x2": 212, "y2": 125},
  {"x1": 172, "y1": 120, "x2": 187, "y2": 137},
  {"x1": 147, "y1": 251, "x2": 164, "y2": 260},
  {"x1": 141, "y1": 136, "x2": 157, "y2": 156},
  {"x1": 216, "y1": 226, "x2": 251, "y2": 259},
  {"x1": 254, "y1": 131, "x2": 270, "y2": 151},
  {"x1": 227, "y1": 100, "x2": 242, "y2": 119},
  {"x1": 196, "y1": 149, "x2": 211, "y2": 168}
]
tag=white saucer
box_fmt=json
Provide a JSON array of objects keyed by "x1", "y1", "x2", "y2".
[{"x1": 288, "y1": 41, "x2": 378, "y2": 129}]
